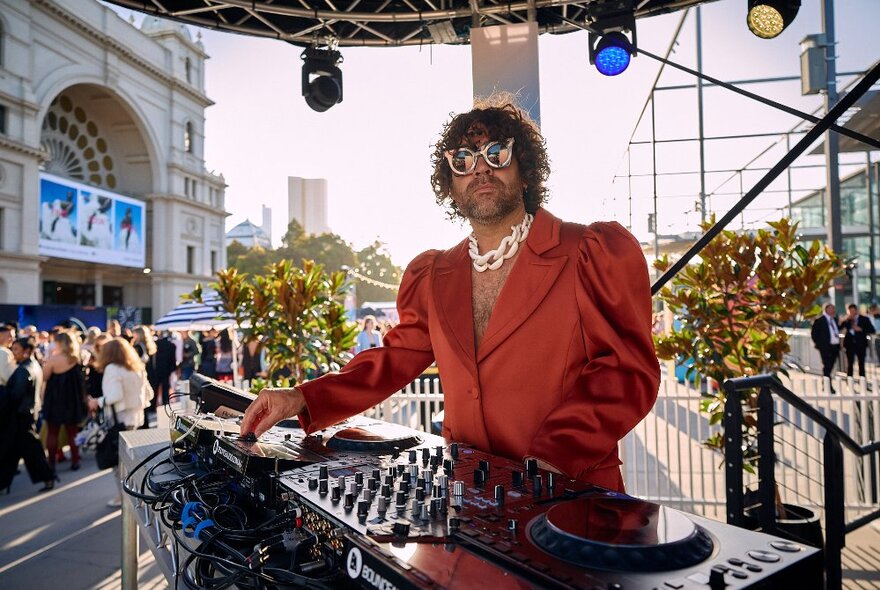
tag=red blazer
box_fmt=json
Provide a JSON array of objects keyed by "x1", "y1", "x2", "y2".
[{"x1": 299, "y1": 208, "x2": 660, "y2": 491}]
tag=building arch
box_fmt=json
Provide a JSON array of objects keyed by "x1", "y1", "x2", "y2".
[{"x1": 34, "y1": 71, "x2": 163, "y2": 194}]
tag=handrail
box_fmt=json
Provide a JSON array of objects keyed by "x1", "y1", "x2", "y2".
[
  {"x1": 725, "y1": 373, "x2": 880, "y2": 456},
  {"x1": 724, "y1": 372, "x2": 880, "y2": 590}
]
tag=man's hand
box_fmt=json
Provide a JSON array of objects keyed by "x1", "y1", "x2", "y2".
[{"x1": 241, "y1": 387, "x2": 305, "y2": 438}]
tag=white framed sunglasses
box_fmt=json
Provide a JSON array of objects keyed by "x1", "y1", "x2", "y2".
[{"x1": 445, "y1": 138, "x2": 515, "y2": 176}]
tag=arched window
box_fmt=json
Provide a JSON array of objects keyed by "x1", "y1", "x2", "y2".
[
  {"x1": 185, "y1": 57, "x2": 192, "y2": 83},
  {"x1": 184, "y1": 121, "x2": 193, "y2": 153}
]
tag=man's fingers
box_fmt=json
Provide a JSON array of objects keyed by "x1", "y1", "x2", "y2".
[{"x1": 241, "y1": 394, "x2": 268, "y2": 434}]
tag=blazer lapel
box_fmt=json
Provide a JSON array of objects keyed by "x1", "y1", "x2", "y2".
[
  {"x1": 433, "y1": 241, "x2": 479, "y2": 381},
  {"x1": 477, "y1": 209, "x2": 567, "y2": 363}
]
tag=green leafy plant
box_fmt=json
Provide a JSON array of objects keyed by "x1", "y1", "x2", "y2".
[
  {"x1": 186, "y1": 259, "x2": 358, "y2": 387},
  {"x1": 653, "y1": 217, "x2": 845, "y2": 472}
]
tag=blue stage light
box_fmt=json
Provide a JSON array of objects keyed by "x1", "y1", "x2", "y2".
[{"x1": 593, "y1": 33, "x2": 632, "y2": 76}]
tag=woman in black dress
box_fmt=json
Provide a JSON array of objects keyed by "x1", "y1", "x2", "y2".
[{"x1": 41, "y1": 331, "x2": 88, "y2": 472}]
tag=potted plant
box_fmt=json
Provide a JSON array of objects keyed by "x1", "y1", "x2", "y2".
[
  {"x1": 187, "y1": 259, "x2": 358, "y2": 389},
  {"x1": 653, "y1": 217, "x2": 845, "y2": 545}
]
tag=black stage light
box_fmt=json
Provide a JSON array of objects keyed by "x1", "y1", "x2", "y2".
[
  {"x1": 302, "y1": 46, "x2": 343, "y2": 112},
  {"x1": 747, "y1": 0, "x2": 801, "y2": 39}
]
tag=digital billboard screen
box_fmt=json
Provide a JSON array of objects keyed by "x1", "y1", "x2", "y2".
[{"x1": 39, "y1": 172, "x2": 146, "y2": 268}]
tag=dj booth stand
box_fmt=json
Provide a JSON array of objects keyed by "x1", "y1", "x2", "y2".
[{"x1": 120, "y1": 428, "x2": 180, "y2": 590}]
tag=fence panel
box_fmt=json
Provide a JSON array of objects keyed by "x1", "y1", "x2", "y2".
[{"x1": 365, "y1": 369, "x2": 880, "y2": 522}]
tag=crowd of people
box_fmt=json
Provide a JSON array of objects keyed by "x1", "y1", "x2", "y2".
[{"x1": 0, "y1": 313, "x2": 398, "y2": 501}]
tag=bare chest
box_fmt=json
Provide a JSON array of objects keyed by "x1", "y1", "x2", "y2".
[{"x1": 471, "y1": 257, "x2": 517, "y2": 348}]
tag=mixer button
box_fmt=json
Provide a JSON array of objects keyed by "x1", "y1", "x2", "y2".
[
  {"x1": 770, "y1": 541, "x2": 802, "y2": 553},
  {"x1": 746, "y1": 550, "x2": 780, "y2": 563}
]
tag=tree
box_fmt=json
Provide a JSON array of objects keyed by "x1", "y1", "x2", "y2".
[
  {"x1": 227, "y1": 220, "x2": 403, "y2": 307},
  {"x1": 188, "y1": 260, "x2": 358, "y2": 386},
  {"x1": 653, "y1": 217, "x2": 845, "y2": 469},
  {"x1": 354, "y1": 241, "x2": 401, "y2": 303}
]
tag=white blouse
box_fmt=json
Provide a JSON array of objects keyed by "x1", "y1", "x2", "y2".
[{"x1": 100, "y1": 364, "x2": 153, "y2": 428}]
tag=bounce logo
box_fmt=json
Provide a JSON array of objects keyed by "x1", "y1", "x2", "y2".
[{"x1": 346, "y1": 547, "x2": 363, "y2": 578}]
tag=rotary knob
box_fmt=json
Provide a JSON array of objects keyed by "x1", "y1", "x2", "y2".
[
  {"x1": 408, "y1": 450, "x2": 417, "y2": 463},
  {"x1": 494, "y1": 484, "x2": 505, "y2": 506},
  {"x1": 319, "y1": 465, "x2": 329, "y2": 480},
  {"x1": 479, "y1": 459, "x2": 491, "y2": 474},
  {"x1": 533, "y1": 474, "x2": 543, "y2": 496},
  {"x1": 512, "y1": 471, "x2": 524, "y2": 486},
  {"x1": 525, "y1": 458, "x2": 538, "y2": 478},
  {"x1": 355, "y1": 472, "x2": 364, "y2": 485},
  {"x1": 318, "y1": 479, "x2": 328, "y2": 495},
  {"x1": 450, "y1": 443, "x2": 459, "y2": 459}
]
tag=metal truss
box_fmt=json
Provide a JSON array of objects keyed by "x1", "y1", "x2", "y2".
[{"x1": 105, "y1": 0, "x2": 716, "y2": 47}]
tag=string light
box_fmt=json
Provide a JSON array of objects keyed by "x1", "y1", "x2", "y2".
[{"x1": 347, "y1": 268, "x2": 400, "y2": 291}]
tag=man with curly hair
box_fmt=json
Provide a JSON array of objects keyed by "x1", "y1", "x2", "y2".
[{"x1": 243, "y1": 97, "x2": 659, "y2": 491}]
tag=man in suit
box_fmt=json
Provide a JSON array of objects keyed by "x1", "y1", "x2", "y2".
[
  {"x1": 841, "y1": 303, "x2": 876, "y2": 378},
  {"x1": 241, "y1": 97, "x2": 660, "y2": 491},
  {"x1": 811, "y1": 303, "x2": 841, "y2": 390}
]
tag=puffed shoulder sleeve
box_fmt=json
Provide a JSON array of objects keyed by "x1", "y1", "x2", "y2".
[
  {"x1": 298, "y1": 250, "x2": 438, "y2": 432},
  {"x1": 527, "y1": 222, "x2": 660, "y2": 479}
]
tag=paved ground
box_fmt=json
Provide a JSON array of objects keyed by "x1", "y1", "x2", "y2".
[{"x1": 1, "y1": 409, "x2": 878, "y2": 589}]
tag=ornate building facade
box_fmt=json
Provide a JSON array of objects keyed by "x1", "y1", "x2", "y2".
[{"x1": 0, "y1": 0, "x2": 227, "y2": 321}]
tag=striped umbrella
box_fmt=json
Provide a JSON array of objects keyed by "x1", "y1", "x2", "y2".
[{"x1": 153, "y1": 292, "x2": 235, "y2": 331}]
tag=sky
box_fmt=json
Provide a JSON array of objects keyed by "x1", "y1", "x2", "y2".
[{"x1": 113, "y1": 1, "x2": 880, "y2": 268}]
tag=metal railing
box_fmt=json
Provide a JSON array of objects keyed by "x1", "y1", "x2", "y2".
[{"x1": 724, "y1": 373, "x2": 880, "y2": 589}]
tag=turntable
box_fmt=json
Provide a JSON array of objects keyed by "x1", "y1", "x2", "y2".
[{"x1": 324, "y1": 422, "x2": 424, "y2": 453}]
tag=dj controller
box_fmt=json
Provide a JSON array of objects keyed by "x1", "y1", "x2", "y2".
[{"x1": 144, "y1": 376, "x2": 822, "y2": 589}]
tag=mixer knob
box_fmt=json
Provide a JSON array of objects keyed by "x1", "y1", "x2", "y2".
[
  {"x1": 416, "y1": 488, "x2": 425, "y2": 501},
  {"x1": 422, "y1": 447, "x2": 431, "y2": 464},
  {"x1": 532, "y1": 474, "x2": 543, "y2": 496},
  {"x1": 392, "y1": 521, "x2": 410, "y2": 537},
  {"x1": 437, "y1": 474, "x2": 449, "y2": 490},
  {"x1": 372, "y1": 468, "x2": 381, "y2": 480},
  {"x1": 547, "y1": 472, "x2": 556, "y2": 490},
  {"x1": 355, "y1": 472, "x2": 364, "y2": 485},
  {"x1": 319, "y1": 465, "x2": 329, "y2": 480},
  {"x1": 430, "y1": 498, "x2": 440, "y2": 517},
  {"x1": 448, "y1": 517, "x2": 460, "y2": 530},
  {"x1": 338, "y1": 475, "x2": 346, "y2": 489},
  {"x1": 409, "y1": 464, "x2": 419, "y2": 480},
  {"x1": 377, "y1": 496, "x2": 387, "y2": 514},
  {"x1": 368, "y1": 478, "x2": 378, "y2": 492},
  {"x1": 474, "y1": 469, "x2": 486, "y2": 486},
  {"x1": 331, "y1": 486, "x2": 341, "y2": 502},
  {"x1": 450, "y1": 443, "x2": 459, "y2": 459},
  {"x1": 420, "y1": 504, "x2": 429, "y2": 521},
  {"x1": 396, "y1": 464, "x2": 406, "y2": 476},
  {"x1": 392, "y1": 446, "x2": 400, "y2": 459},
  {"x1": 443, "y1": 459, "x2": 454, "y2": 476},
  {"x1": 408, "y1": 450, "x2": 417, "y2": 463},
  {"x1": 494, "y1": 484, "x2": 505, "y2": 506},
  {"x1": 478, "y1": 459, "x2": 491, "y2": 474},
  {"x1": 416, "y1": 477, "x2": 425, "y2": 490},
  {"x1": 508, "y1": 519, "x2": 518, "y2": 533},
  {"x1": 344, "y1": 493, "x2": 355, "y2": 510},
  {"x1": 412, "y1": 499, "x2": 422, "y2": 514},
  {"x1": 512, "y1": 471, "x2": 524, "y2": 486},
  {"x1": 318, "y1": 479, "x2": 328, "y2": 495},
  {"x1": 347, "y1": 481, "x2": 358, "y2": 496},
  {"x1": 709, "y1": 566, "x2": 727, "y2": 590},
  {"x1": 453, "y1": 480, "x2": 465, "y2": 496},
  {"x1": 439, "y1": 498, "x2": 448, "y2": 514},
  {"x1": 396, "y1": 490, "x2": 407, "y2": 506},
  {"x1": 384, "y1": 474, "x2": 394, "y2": 486},
  {"x1": 308, "y1": 477, "x2": 318, "y2": 490},
  {"x1": 357, "y1": 500, "x2": 369, "y2": 517},
  {"x1": 381, "y1": 484, "x2": 391, "y2": 497},
  {"x1": 400, "y1": 479, "x2": 410, "y2": 494},
  {"x1": 525, "y1": 458, "x2": 538, "y2": 478}
]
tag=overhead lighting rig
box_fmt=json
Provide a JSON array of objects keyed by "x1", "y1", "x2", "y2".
[
  {"x1": 586, "y1": 1, "x2": 637, "y2": 76},
  {"x1": 301, "y1": 45, "x2": 343, "y2": 112}
]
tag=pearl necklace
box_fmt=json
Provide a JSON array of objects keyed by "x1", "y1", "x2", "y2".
[{"x1": 468, "y1": 214, "x2": 534, "y2": 273}]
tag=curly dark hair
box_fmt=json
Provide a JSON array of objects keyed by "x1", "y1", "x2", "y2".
[{"x1": 430, "y1": 95, "x2": 550, "y2": 220}]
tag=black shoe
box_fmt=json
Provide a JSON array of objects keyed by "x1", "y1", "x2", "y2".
[
  {"x1": 70, "y1": 462, "x2": 81, "y2": 472},
  {"x1": 38, "y1": 477, "x2": 59, "y2": 493}
]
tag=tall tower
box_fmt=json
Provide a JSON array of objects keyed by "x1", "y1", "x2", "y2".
[{"x1": 287, "y1": 177, "x2": 330, "y2": 235}]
